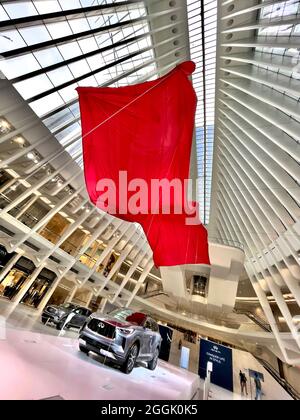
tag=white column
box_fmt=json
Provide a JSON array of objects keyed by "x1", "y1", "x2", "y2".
[
  {"x1": 126, "y1": 259, "x2": 154, "y2": 307},
  {"x1": 15, "y1": 194, "x2": 39, "y2": 220},
  {"x1": 37, "y1": 209, "x2": 95, "y2": 265},
  {"x1": 0, "y1": 178, "x2": 16, "y2": 195},
  {"x1": 68, "y1": 284, "x2": 78, "y2": 303},
  {"x1": 0, "y1": 251, "x2": 23, "y2": 282},
  {"x1": 110, "y1": 247, "x2": 149, "y2": 302},
  {"x1": 105, "y1": 230, "x2": 143, "y2": 282},
  {"x1": 99, "y1": 297, "x2": 108, "y2": 313},
  {"x1": 80, "y1": 220, "x2": 127, "y2": 284},
  {"x1": 9, "y1": 187, "x2": 84, "y2": 252},
  {"x1": 36, "y1": 263, "x2": 75, "y2": 313},
  {"x1": 11, "y1": 264, "x2": 45, "y2": 304},
  {"x1": 74, "y1": 214, "x2": 108, "y2": 258},
  {"x1": 0, "y1": 158, "x2": 77, "y2": 217},
  {"x1": 85, "y1": 291, "x2": 94, "y2": 308}
]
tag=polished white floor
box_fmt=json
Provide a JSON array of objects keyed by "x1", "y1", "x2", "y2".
[{"x1": 0, "y1": 300, "x2": 201, "y2": 400}]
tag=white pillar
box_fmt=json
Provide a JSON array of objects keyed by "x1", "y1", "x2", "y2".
[
  {"x1": 37, "y1": 209, "x2": 95, "y2": 265},
  {"x1": 15, "y1": 194, "x2": 39, "y2": 220},
  {"x1": 110, "y1": 247, "x2": 149, "y2": 302},
  {"x1": 80, "y1": 220, "x2": 127, "y2": 284},
  {"x1": 99, "y1": 297, "x2": 108, "y2": 313},
  {"x1": 9, "y1": 187, "x2": 84, "y2": 252},
  {"x1": 68, "y1": 284, "x2": 78, "y2": 303},
  {"x1": 0, "y1": 178, "x2": 16, "y2": 195},
  {"x1": 0, "y1": 251, "x2": 23, "y2": 282},
  {"x1": 126, "y1": 259, "x2": 154, "y2": 307},
  {"x1": 105, "y1": 228, "x2": 141, "y2": 282},
  {"x1": 85, "y1": 291, "x2": 94, "y2": 308}
]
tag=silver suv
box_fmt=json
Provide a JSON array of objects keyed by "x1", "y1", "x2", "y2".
[
  {"x1": 42, "y1": 303, "x2": 92, "y2": 330},
  {"x1": 79, "y1": 308, "x2": 162, "y2": 374}
]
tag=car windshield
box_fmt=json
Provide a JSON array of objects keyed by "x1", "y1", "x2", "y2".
[{"x1": 108, "y1": 308, "x2": 134, "y2": 321}]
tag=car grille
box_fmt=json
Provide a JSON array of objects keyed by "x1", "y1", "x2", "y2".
[
  {"x1": 84, "y1": 336, "x2": 110, "y2": 351},
  {"x1": 87, "y1": 319, "x2": 115, "y2": 339}
]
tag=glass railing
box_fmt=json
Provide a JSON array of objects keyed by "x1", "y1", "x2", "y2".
[{"x1": 234, "y1": 309, "x2": 272, "y2": 333}]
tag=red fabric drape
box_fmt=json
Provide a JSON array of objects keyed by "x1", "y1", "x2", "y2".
[{"x1": 77, "y1": 61, "x2": 210, "y2": 267}]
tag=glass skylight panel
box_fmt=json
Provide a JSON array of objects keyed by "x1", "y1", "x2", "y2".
[
  {"x1": 34, "y1": 47, "x2": 63, "y2": 67},
  {"x1": 3, "y1": 1, "x2": 37, "y2": 19},
  {"x1": 0, "y1": 0, "x2": 157, "y2": 168},
  {"x1": 33, "y1": 1, "x2": 61, "y2": 14},
  {"x1": 0, "y1": 5, "x2": 9, "y2": 21},
  {"x1": 0, "y1": 53, "x2": 40, "y2": 79},
  {"x1": 187, "y1": 0, "x2": 217, "y2": 225}
]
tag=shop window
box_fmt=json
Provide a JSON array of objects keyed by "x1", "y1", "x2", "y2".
[
  {"x1": 39, "y1": 213, "x2": 70, "y2": 244},
  {"x1": 0, "y1": 170, "x2": 11, "y2": 189},
  {"x1": 21, "y1": 268, "x2": 56, "y2": 308},
  {"x1": 79, "y1": 241, "x2": 104, "y2": 269},
  {"x1": 0, "y1": 256, "x2": 35, "y2": 300},
  {"x1": 60, "y1": 228, "x2": 86, "y2": 256},
  {"x1": 0, "y1": 244, "x2": 15, "y2": 270},
  {"x1": 192, "y1": 275, "x2": 208, "y2": 298},
  {"x1": 18, "y1": 199, "x2": 49, "y2": 229},
  {"x1": 101, "y1": 252, "x2": 119, "y2": 278}
]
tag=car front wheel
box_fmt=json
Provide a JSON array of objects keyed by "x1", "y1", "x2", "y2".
[
  {"x1": 79, "y1": 344, "x2": 89, "y2": 355},
  {"x1": 121, "y1": 343, "x2": 139, "y2": 374},
  {"x1": 147, "y1": 348, "x2": 159, "y2": 371}
]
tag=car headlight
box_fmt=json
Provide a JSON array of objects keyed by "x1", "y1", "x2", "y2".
[{"x1": 117, "y1": 327, "x2": 134, "y2": 336}]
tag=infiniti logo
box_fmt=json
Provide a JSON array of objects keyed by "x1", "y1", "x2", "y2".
[{"x1": 99, "y1": 322, "x2": 105, "y2": 329}]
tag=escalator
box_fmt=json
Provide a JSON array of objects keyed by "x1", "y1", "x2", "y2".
[{"x1": 256, "y1": 357, "x2": 300, "y2": 400}]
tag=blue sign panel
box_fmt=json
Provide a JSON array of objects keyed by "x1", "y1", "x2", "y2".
[{"x1": 199, "y1": 339, "x2": 233, "y2": 392}]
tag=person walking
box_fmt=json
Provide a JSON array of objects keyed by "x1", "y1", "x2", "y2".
[
  {"x1": 239, "y1": 370, "x2": 248, "y2": 396},
  {"x1": 254, "y1": 373, "x2": 262, "y2": 400}
]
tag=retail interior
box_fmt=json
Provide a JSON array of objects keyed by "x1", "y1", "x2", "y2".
[{"x1": 0, "y1": 0, "x2": 299, "y2": 401}]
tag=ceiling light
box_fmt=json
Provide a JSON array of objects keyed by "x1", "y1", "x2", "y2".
[
  {"x1": 27, "y1": 152, "x2": 35, "y2": 160},
  {"x1": 85, "y1": 208, "x2": 90, "y2": 213},
  {"x1": 33, "y1": 159, "x2": 39, "y2": 164},
  {"x1": 12, "y1": 136, "x2": 26, "y2": 146},
  {"x1": 57, "y1": 181, "x2": 63, "y2": 187},
  {"x1": 0, "y1": 117, "x2": 12, "y2": 134}
]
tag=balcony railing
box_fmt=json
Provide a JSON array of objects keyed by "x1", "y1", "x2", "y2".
[
  {"x1": 209, "y1": 236, "x2": 245, "y2": 251},
  {"x1": 234, "y1": 308, "x2": 272, "y2": 333},
  {"x1": 256, "y1": 357, "x2": 300, "y2": 401}
]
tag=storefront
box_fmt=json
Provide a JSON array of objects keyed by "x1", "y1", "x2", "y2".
[
  {"x1": 21, "y1": 268, "x2": 56, "y2": 308},
  {"x1": 0, "y1": 256, "x2": 35, "y2": 300},
  {"x1": 0, "y1": 244, "x2": 14, "y2": 270}
]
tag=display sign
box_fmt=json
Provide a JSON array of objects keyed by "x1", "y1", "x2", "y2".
[
  {"x1": 249, "y1": 369, "x2": 264, "y2": 381},
  {"x1": 199, "y1": 339, "x2": 233, "y2": 392},
  {"x1": 180, "y1": 346, "x2": 190, "y2": 370}
]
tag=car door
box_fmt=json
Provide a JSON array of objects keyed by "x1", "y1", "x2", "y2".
[
  {"x1": 142, "y1": 318, "x2": 155, "y2": 359},
  {"x1": 71, "y1": 308, "x2": 87, "y2": 327},
  {"x1": 149, "y1": 319, "x2": 159, "y2": 354}
]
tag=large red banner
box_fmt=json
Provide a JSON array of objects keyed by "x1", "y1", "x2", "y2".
[{"x1": 77, "y1": 61, "x2": 210, "y2": 267}]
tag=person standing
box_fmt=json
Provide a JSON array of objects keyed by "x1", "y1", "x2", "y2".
[
  {"x1": 254, "y1": 373, "x2": 262, "y2": 400},
  {"x1": 239, "y1": 370, "x2": 248, "y2": 396}
]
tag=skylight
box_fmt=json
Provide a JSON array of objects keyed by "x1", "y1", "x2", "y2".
[
  {"x1": 187, "y1": 0, "x2": 217, "y2": 225},
  {"x1": 0, "y1": 0, "x2": 157, "y2": 168}
]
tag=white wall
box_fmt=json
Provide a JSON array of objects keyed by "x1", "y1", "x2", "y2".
[
  {"x1": 168, "y1": 333, "x2": 292, "y2": 400},
  {"x1": 232, "y1": 348, "x2": 292, "y2": 400}
]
